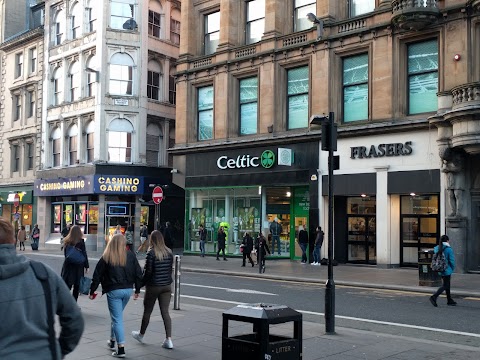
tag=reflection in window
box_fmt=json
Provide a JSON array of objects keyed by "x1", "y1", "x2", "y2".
[
  {"x1": 408, "y1": 39, "x2": 438, "y2": 114},
  {"x1": 294, "y1": 0, "x2": 316, "y2": 32},
  {"x1": 108, "y1": 118, "x2": 133, "y2": 163},
  {"x1": 109, "y1": 53, "x2": 134, "y2": 95},
  {"x1": 69, "y1": 61, "x2": 80, "y2": 101},
  {"x1": 204, "y1": 12, "x2": 220, "y2": 55},
  {"x1": 198, "y1": 86, "x2": 214, "y2": 140},
  {"x1": 287, "y1": 66, "x2": 309, "y2": 129},
  {"x1": 401, "y1": 195, "x2": 438, "y2": 215},
  {"x1": 349, "y1": 0, "x2": 375, "y2": 17},
  {"x1": 111, "y1": 1, "x2": 135, "y2": 30},
  {"x1": 240, "y1": 77, "x2": 258, "y2": 135},
  {"x1": 246, "y1": 0, "x2": 265, "y2": 45},
  {"x1": 343, "y1": 53, "x2": 368, "y2": 122},
  {"x1": 148, "y1": 10, "x2": 161, "y2": 38}
]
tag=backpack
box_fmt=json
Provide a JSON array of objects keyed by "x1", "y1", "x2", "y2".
[{"x1": 431, "y1": 251, "x2": 447, "y2": 272}]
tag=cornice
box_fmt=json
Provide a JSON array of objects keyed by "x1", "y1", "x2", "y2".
[{"x1": 0, "y1": 27, "x2": 44, "y2": 52}]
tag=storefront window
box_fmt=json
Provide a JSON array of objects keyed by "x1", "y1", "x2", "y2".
[
  {"x1": 401, "y1": 195, "x2": 438, "y2": 214},
  {"x1": 51, "y1": 202, "x2": 99, "y2": 235},
  {"x1": 347, "y1": 197, "x2": 376, "y2": 215}
]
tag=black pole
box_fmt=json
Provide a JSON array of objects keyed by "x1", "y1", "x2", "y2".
[{"x1": 325, "y1": 111, "x2": 336, "y2": 334}]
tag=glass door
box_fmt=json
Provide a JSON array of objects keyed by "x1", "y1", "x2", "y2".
[
  {"x1": 347, "y1": 216, "x2": 376, "y2": 264},
  {"x1": 401, "y1": 216, "x2": 438, "y2": 266}
]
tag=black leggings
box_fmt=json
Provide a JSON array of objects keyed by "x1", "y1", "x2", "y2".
[
  {"x1": 140, "y1": 285, "x2": 172, "y2": 337},
  {"x1": 242, "y1": 252, "x2": 254, "y2": 266},
  {"x1": 217, "y1": 247, "x2": 226, "y2": 259},
  {"x1": 433, "y1": 275, "x2": 452, "y2": 301},
  {"x1": 68, "y1": 283, "x2": 80, "y2": 302}
]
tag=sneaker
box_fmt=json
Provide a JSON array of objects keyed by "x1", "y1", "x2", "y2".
[
  {"x1": 429, "y1": 296, "x2": 438, "y2": 307},
  {"x1": 111, "y1": 348, "x2": 125, "y2": 358},
  {"x1": 107, "y1": 340, "x2": 115, "y2": 350},
  {"x1": 301, "y1": 261, "x2": 306, "y2": 265},
  {"x1": 223, "y1": 258, "x2": 228, "y2": 261},
  {"x1": 131, "y1": 330, "x2": 144, "y2": 343},
  {"x1": 162, "y1": 338, "x2": 174, "y2": 349},
  {"x1": 447, "y1": 300, "x2": 457, "y2": 306},
  {"x1": 311, "y1": 262, "x2": 317, "y2": 265}
]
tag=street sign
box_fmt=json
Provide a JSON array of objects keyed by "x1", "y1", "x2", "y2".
[
  {"x1": 152, "y1": 186, "x2": 164, "y2": 204},
  {"x1": 13, "y1": 193, "x2": 20, "y2": 207}
]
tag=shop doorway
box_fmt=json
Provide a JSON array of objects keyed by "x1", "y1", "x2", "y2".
[
  {"x1": 347, "y1": 216, "x2": 376, "y2": 264},
  {"x1": 105, "y1": 203, "x2": 134, "y2": 242}
]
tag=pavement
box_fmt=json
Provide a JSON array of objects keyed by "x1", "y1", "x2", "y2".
[{"x1": 27, "y1": 247, "x2": 480, "y2": 359}]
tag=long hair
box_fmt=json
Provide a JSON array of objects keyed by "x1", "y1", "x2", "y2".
[
  {"x1": 63, "y1": 225, "x2": 84, "y2": 247},
  {"x1": 103, "y1": 234, "x2": 127, "y2": 267},
  {"x1": 0, "y1": 217, "x2": 15, "y2": 245},
  {"x1": 439, "y1": 234, "x2": 449, "y2": 253},
  {"x1": 149, "y1": 230, "x2": 172, "y2": 261}
]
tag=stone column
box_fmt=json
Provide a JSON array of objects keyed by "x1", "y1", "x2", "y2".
[
  {"x1": 375, "y1": 166, "x2": 391, "y2": 268},
  {"x1": 446, "y1": 218, "x2": 467, "y2": 273},
  {"x1": 218, "y1": 0, "x2": 240, "y2": 50},
  {"x1": 379, "y1": 0, "x2": 392, "y2": 9},
  {"x1": 263, "y1": 0, "x2": 282, "y2": 39}
]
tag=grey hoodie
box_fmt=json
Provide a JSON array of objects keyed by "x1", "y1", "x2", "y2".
[{"x1": 0, "y1": 244, "x2": 84, "y2": 359}]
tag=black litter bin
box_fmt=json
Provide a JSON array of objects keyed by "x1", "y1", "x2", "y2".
[
  {"x1": 418, "y1": 249, "x2": 441, "y2": 287},
  {"x1": 222, "y1": 303, "x2": 302, "y2": 360}
]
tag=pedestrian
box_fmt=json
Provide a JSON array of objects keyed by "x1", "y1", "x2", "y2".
[
  {"x1": 136, "y1": 224, "x2": 148, "y2": 254},
  {"x1": 216, "y1": 226, "x2": 227, "y2": 261},
  {"x1": 113, "y1": 224, "x2": 123, "y2": 235},
  {"x1": 429, "y1": 234, "x2": 457, "y2": 307},
  {"x1": 60, "y1": 223, "x2": 72, "y2": 250},
  {"x1": 0, "y1": 217, "x2": 84, "y2": 359},
  {"x1": 17, "y1": 225, "x2": 26, "y2": 251},
  {"x1": 131, "y1": 230, "x2": 174, "y2": 349},
  {"x1": 125, "y1": 225, "x2": 134, "y2": 252},
  {"x1": 89, "y1": 234, "x2": 143, "y2": 358},
  {"x1": 241, "y1": 232, "x2": 255, "y2": 267},
  {"x1": 198, "y1": 224, "x2": 206, "y2": 257},
  {"x1": 163, "y1": 221, "x2": 174, "y2": 249},
  {"x1": 312, "y1": 226, "x2": 324, "y2": 266},
  {"x1": 297, "y1": 225, "x2": 309, "y2": 264},
  {"x1": 255, "y1": 232, "x2": 270, "y2": 273},
  {"x1": 31, "y1": 223, "x2": 40, "y2": 250},
  {"x1": 269, "y1": 217, "x2": 283, "y2": 255},
  {"x1": 61, "y1": 225, "x2": 89, "y2": 302}
]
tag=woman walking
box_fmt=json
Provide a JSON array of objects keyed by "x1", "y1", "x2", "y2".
[
  {"x1": 89, "y1": 234, "x2": 142, "y2": 358},
  {"x1": 241, "y1": 232, "x2": 255, "y2": 267},
  {"x1": 131, "y1": 230, "x2": 174, "y2": 349},
  {"x1": 61, "y1": 225, "x2": 89, "y2": 302},
  {"x1": 216, "y1": 226, "x2": 227, "y2": 261},
  {"x1": 17, "y1": 226, "x2": 26, "y2": 251},
  {"x1": 429, "y1": 235, "x2": 457, "y2": 307}
]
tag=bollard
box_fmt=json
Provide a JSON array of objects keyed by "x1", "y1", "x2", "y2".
[{"x1": 173, "y1": 255, "x2": 181, "y2": 310}]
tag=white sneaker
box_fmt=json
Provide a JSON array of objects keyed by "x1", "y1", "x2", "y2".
[
  {"x1": 162, "y1": 338, "x2": 174, "y2": 349},
  {"x1": 131, "y1": 330, "x2": 144, "y2": 343},
  {"x1": 311, "y1": 262, "x2": 317, "y2": 265},
  {"x1": 315, "y1": 262, "x2": 321, "y2": 266}
]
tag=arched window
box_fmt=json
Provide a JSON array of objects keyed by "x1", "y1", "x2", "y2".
[
  {"x1": 86, "y1": 55, "x2": 98, "y2": 97},
  {"x1": 147, "y1": 60, "x2": 162, "y2": 101},
  {"x1": 86, "y1": 0, "x2": 97, "y2": 32},
  {"x1": 68, "y1": 124, "x2": 78, "y2": 165},
  {"x1": 70, "y1": 2, "x2": 82, "y2": 39},
  {"x1": 85, "y1": 120, "x2": 95, "y2": 163},
  {"x1": 108, "y1": 118, "x2": 133, "y2": 163},
  {"x1": 69, "y1": 61, "x2": 80, "y2": 101},
  {"x1": 54, "y1": 9, "x2": 64, "y2": 45},
  {"x1": 148, "y1": 0, "x2": 164, "y2": 38},
  {"x1": 170, "y1": 8, "x2": 180, "y2": 44},
  {"x1": 146, "y1": 123, "x2": 163, "y2": 166},
  {"x1": 51, "y1": 127, "x2": 62, "y2": 167},
  {"x1": 109, "y1": 53, "x2": 134, "y2": 95},
  {"x1": 53, "y1": 67, "x2": 63, "y2": 105}
]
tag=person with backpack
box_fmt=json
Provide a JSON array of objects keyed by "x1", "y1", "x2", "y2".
[{"x1": 429, "y1": 234, "x2": 457, "y2": 307}]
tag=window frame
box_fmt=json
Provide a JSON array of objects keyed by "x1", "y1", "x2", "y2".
[
  {"x1": 109, "y1": 53, "x2": 134, "y2": 96},
  {"x1": 108, "y1": 131, "x2": 132, "y2": 163},
  {"x1": 349, "y1": 0, "x2": 375, "y2": 18},
  {"x1": 286, "y1": 65, "x2": 309, "y2": 130},
  {"x1": 204, "y1": 11, "x2": 220, "y2": 55},
  {"x1": 15, "y1": 52, "x2": 23, "y2": 78},
  {"x1": 197, "y1": 85, "x2": 214, "y2": 141},
  {"x1": 87, "y1": 5, "x2": 97, "y2": 32},
  {"x1": 27, "y1": 90, "x2": 35, "y2": 118},
  {"x1": 53, "y1": 68, "x2": 63, "y2": 105},
  {"x1": 69, "y1": 61, "x2": 80, "y2": 102},
  {"x1": 54, "y1": 9, "x2": 64, "y2": 46},
  {"x1": 169, "y1": 75, "x2": 176, "y2": 105},
  {"x1": 170, "y1": 18, "x2": 180, "y2": 45},
  {"x1": 147, "y1": 70, "x2": 161, "y2": 101},
  {"x1": 246, "y1": 0, "x2": 265, "y2": 45},
  {"x1": 294, "y1": 0, "x2": 316, "y2": 32},
  {"x1": 26, "y1": 142, "x2": 34, "y2": 170},
  {"x1": 148, "y1": 10, "x2": 161, "y2": 38},
  {"x1": 29, "y1": 48, "x2": 37, "y2": 74},
  {"x1": 53, "y1": 138, "x2": 61, "y2": 167},
  {"x1": 70, "y1": 3, "x2": 80, "y2": 39},
  {"x1": 86, "y1": 132, "x2": 94, "y2": 163},
  {"x1": 13, "y1": 94, "x2": 22, "y2": 121},
  {"x1": 69, "y1": 134, "x2": 78, "y2": 165},
  {"x1": 342, "y1": 53, "x2": 369, "y2": 122},
  {"x1": 239, "y1": 76, "x2": 259, "y2": 136},
  {"x1": 110, "y1": 1, "x2": 135, "y2": 30},
  {"x1": 12, "y1": 144, "x2": 20, "y2": 173}
]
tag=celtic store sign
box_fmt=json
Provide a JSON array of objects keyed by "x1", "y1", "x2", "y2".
[{"x1": 216, "y1": 148, "x2": 293, "y2": 170}]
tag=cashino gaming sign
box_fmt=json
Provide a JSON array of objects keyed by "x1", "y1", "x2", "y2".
[{"x1": 216, "y1": 148, "x2": 294, "y2": 170}]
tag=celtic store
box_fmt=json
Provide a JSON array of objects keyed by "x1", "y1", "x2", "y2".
[{"x1": 183, "y1": 142, "x2": 319, "y2": 260}]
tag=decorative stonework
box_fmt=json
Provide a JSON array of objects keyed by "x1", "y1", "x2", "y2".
[
  {"x1": 235, "y1": 46, "x2": 256, "y2": 58},
  {"x1": 391, "y1": 0, "x2": 440, "y2": 31},
  {"x1": 192, "y1": 58, "x2": 212, "y2": 69},
  {"x1": 338, "y1": 19, "x2": 367, "y2": 34},
  {"x1": 282, "y1": 34, "x2": 307, "y2": 47},
  {"x1": 451, "y1": 82, "x2": 480, "y2": 109}
]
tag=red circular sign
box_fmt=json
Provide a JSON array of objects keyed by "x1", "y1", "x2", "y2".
[
  {"x1": 152, "y1": 186, "x2": 164, "y2": 204},
  {"x1": 13, "y1": 194, "x2": 20, "y2": 207}
]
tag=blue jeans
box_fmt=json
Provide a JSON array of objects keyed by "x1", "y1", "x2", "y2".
[
  {"x1": 313, "y1": 246, "x2": 321, "y2": 263},
  {"x1": 272, "y1": 235, "x2": 281, "y2": 255},
  {"x1": 299, "y1": 243, "x2": 308, "y2": 263},
  {"x1": 199, "y1": 240, "x2": 206, "y2": 256},
  {"x1": 107, "y1": 288, "x2": 133, "y2": 345}
]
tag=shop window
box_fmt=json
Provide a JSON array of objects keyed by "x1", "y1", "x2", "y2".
[
  {"x1": 87, "y1": 1, "x2": 97, "y2": 32},
  {"x1": 53, "y1": 8, "x2": 64, "y2": 45},
  {"x1": 15, "y1": 52, "x2": 23, "y2": 78},
  {"x1": 51, "y1": 127, "x2": 62, "y2": 167},
  {"x1": 287, "y1": 66, "x2": 309, "y2": 129},
  {"x1": 294, "y1": 0, "x2": 316, "y2": 32},
  {"x1": 53, "y1": 67, "x2": 63, "y2": 105},
  {"x1": 27, "y1": 90, "x2": 35, "y2": 118},
  {"x1": 408, "y1": 39, "x2": 438, "y2": 115},
  {"x1": 109, "y1": 53, "x2": 134, "y2": 96},
  {"x1": 68, "y1": 125, "x2": 78, "y2": 165},
  {"x1": 147, "y1": 60, "x2": 162, "y2": 101},
  {"x1": 29, "y1": 47, "x2": 37, "y2": 74},
  {"x1": 169, "y1": 74, "x2": 176, "y2": 105},
  {"x1": 343, "y1": 53, "x2": 368, "y2": 122},
  {"x1": 246, "y1": 0, "x2": 265, "y2": 45},
  {"x1": 239, "y1": 76, "x2": 258, "y2": 135},
  {"x1": 204, "y1": 11, "x2": 220, "y2": 55},
  {"x1": 26, "y1": 142, "x2": 34, "y2": 170},
  {"x1": 148, "y1": 10, "x2": 161, "y2": 38},
  {"x1": 170, "y1": 18, "x2": 180, "y2": 45},
  {"x1": 70, "y1": 2, "x2": 81, "y2": 39},
  {"x1": 349, "y1": 0, "x2": 375, "y2": 18},
  {"x1": 12, "y1": 144, "x2": 20, "y2": 173},
  {"x1": 88, "y1": 203, "x2": 99, "y2": 234},
  {"x1": 86, "y1": 54, "x2": 98, "y2": 97},
  {"x1": 108, "y1": 118, "x2": 133, "y2": 163},
  {"x1": 69, "y1": 61, "x2": 80, "y2": 102},
  {"x1": 197, "y1": 86, "x2": 214, "y2": 140},
  {"x1": 110, "y1": 1, "x2": 135, "y2": 30}
]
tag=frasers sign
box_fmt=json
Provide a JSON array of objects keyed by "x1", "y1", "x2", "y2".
[{"x1": 350, "y1": 141, "x2": 413, "y2": 159}]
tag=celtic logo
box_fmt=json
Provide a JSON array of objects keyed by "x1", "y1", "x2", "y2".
[{"x1": 261, "y1": 150, "x2": 275, "y2": 168}]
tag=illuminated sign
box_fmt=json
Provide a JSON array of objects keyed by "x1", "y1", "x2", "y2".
[
  {"x1": 94, "y1": 176, "x2": 144, "y2": 194},
  {"x1": 34, "y1": 176, "x2": 94, "y2": 196}
]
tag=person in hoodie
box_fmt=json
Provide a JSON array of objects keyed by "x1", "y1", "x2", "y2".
[
  {"x1": 429, "y1": 234, "x2": 457, "y2": 307},
  {"x1": 0, "y1": 217, "x2": 84, "y2": 359}
]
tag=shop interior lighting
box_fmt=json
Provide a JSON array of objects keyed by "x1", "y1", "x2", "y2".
[
  {"x1": 361, "y1": 194, "x2": 367, "y2": 198},
  {"x1": 258, "y1": 186, "x2": 262, "y2": 195},
  {"x1": 410, "y1": 193, "x2": 416, "y2": 196},
  {"x1": 286, "y1": 191, "x2": 291, "y2": 197}
]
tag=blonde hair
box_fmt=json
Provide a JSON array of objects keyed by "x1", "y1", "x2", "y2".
[
  {"x1": 149, "y1": 230, "x2": 172, "y2": 261},
  {"x1": 103, "y1": 234, "x2": 127, "y2": 267},
  {"x1": 63, "y1": 225, "x2": 84, "y2": 247}
]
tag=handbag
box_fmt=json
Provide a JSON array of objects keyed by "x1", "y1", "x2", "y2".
[
  {"x1": 65, "y1": 245, "x2": 86, "y2": 265},
  {"x1": 79, "y1": 276, "x2": 92, "y2": 295}
]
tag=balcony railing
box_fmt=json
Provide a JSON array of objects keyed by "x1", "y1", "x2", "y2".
[
  {"x1": 391, "y1": 0, "x2": 440, "y2": 31},
  {"x1": 451, "y1": 82, "x2": 480, "y2": 109}
]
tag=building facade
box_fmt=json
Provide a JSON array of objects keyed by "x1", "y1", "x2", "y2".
[
  {"x1": 35, "y1": 0, "x2": 183, "y2": 250},
  {"x1": 172, "y1": 0, "x2": 480, "y2": 271}
]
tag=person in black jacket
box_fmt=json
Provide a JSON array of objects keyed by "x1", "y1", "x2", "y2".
[
  {"x1": 89, "y1": 234, "x2": 142, "y2": 358},
  {"x1": 163, "y1": 221, "x2": 174, "y2": 249},
  {"x1": 241, "y1": 232, "x2": 255, "y2": 267},
  {"x1": 216, "y1": 226, "x2": 227, "y2": 261},
  {"x1": 298, "y1": 225, "x2": 309, "y2": 264},
  {"x1": 132, "y1": 230, "x2": 174, "y2": 349},
  {"x1": 61, "y1": 225, "x2": 89, "y2": 302},
  {"x1": 198, "y1": 224, "x2": 206, "y2": 257},
  {"x1": 255, "y1": 232, "x2": 270, "y2": 273}
]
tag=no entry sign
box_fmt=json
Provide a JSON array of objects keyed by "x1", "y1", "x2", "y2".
[{"x1": 152, "y1": 186, "x2": 164, "y2": 204}]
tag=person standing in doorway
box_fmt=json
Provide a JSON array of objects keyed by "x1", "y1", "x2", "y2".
[
  {"x1": 17, "y1": 226, "x2": 26, "y2": 251},
  {"x1": 298, "y1": 225, "x2": 309, "y2": 264},
  {"x1": 198, "y1": 224, "x2": 206, "y2": 257},
  {"x1": 430, "y1": 235, "x2": 457, "y2": 307},
  {"x1": 216, "y1": 226, "x2": 227, "y2": 261},
  {"x1": 269, "y1": 217, "x2": 283, "y2": 255},
  {"x1": 312, "y1": 226, "x2": 324, "y2": 266}
]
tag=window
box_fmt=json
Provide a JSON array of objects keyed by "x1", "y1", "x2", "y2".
[
  {"x1": 287, "y1": 66, "x2": 309, "y2": 129},
  {"x1": 204, "y1": 11, "x2": 220, "y2": 55},
  {"x1": 53, "y1": 67, "x2": 63, "y2": 105},
  {"x1": 146, "y1": 123, "x2": 163, "y2": 166},
  {"x1": 14, "y1": 94, "x2": 22, "y2": 121},
  {"x1": 343, "y1": 53, "x2": 368, "y2": 122},
  {"x1": 27, "y1": 143, "x2": 34, "y2": 170},
  {"x1": 15, "y1": 53, "x2": 23, "y2": 78},
  {"x1": 239, "y1": 77, "x2": 258, "y2": 135},
  {"x1": 198, "y1": 86, "x2": 214, "y2": 140},
  {"x1": 87, "y1": 1, "x2": 97, "y2": 32},
  {"x1": 70, "y1": 3, "x2": 81, "y2": 39},
  {"x1": 69, "y1": 61, "x2": 80, "y2": 101},
  {"x1": 171, "y1": 19, "x2": 180, "y2": 45},
  {"x1": 28, "y1": 91, "x2": 35, "y2": 118},
  {"x1": 246, "y1": 0, "x2": 265, "y2": 45},
  {"x1": 29, "y1": 48, "x2": 37, "y2": 74},
  {"x1": 68, "y1": 125, "x2": 78, "y2": 165},
  {"x1": 12, "y1": 144, "x2": 20, "y2": 172},
  {"x1": 86, "y1": 55, "x2": 98, "y2": 97},
  {"x1": 111, "y1": 1, "x2": 135, "y2": 30},
  {"x1": 408, "y1": 39, "x2": 438, "y2": 114},
  {"x1": 54, "y1": 9, "x2": 64, "y2": 45},
  {"x1": 147, "y1": 60, "x2": 162, "y2": 101},
  {"x1": 169, "y1": 75, "x2": 176, "y2": 105},
  {"x1": 108, "y1": 118, "x2": 133, "y2": 163},
  {"x1": 109, "y1": 53, "x2": 134, "y2": 95},
  {"x1": 349, "y1": 0, "x2": 375, "y2": 17},
  {"x1": 148, "y1": 10, "x2": 161, "y2": 38},
  {"x1": 294, "y1": 0, "x2": 316, "y2": 32},
  {"x1": 85, "y1": 121, "x2": 95, "y2": 163},
  {"x1": 52, "y1": 128, "x2": 61, "y2": 167}
]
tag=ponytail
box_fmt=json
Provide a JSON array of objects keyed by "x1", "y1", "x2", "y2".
[{"x1": 439, "y1": 234, "x2": 449, "y2": 253}]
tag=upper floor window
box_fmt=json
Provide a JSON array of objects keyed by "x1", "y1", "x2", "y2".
[
  {"x1": 54, "y1": 9, "x2": 64, "y2": 45},
  {"x1": 15, "y1": 53, "x2": 23, "y2": 78},
  {"x1": 246, "y1": 0, "x2": 265, "y2": 45},
  {"x1": 51, "y1": 128, "x2": 62, "y2": 167},
  {"x1": 12, "y1": 144, "x2": 20, "y2": 173},
  {"x1": 85, "y1": 121, "x2": 95, "y2": 163},
  {"x1": 70, "y1": 2, "x2": 81, "y2": 39},
  {"x1": 29, "y1": 48, "x2": 37, "y2": 74},
  {"x1": 69, "y1": 61, "x2": 80, "y2": 102},
  {"x1": 111, "y1": 1, "x2": 136, "y2": 30},
  {"x1": 87, "y1": 1, "x2": 97, "y2": 32},
  {"x1": 171, "y1": 19, "x2": 180, "y2": 45},
  {"x1": 109, "y1": 53, "x2": 134, "y2": 96},
  {"x1": 343, "y1": 53, "x2": 369, "y2": 122},
  {"x1": 86, "y1": 55, "x2": 98, "y2": 97},
  {"x1": 27, "y1": 142, "x2": 34, "y2": 170},
  {"x1": 239, "y1": 77, "x2": 258, "y2": 135},
  {"x1": 169, "y1": 75, "x2": 176, "y2": 105},
  {"x1": 287, "y1": 66, "x2": 309, "y2": 129},
  {"x1": 108, "y1": 118, "x2": 133, "y2": 163},
  {"x1": 148, "y1": 10, "x2": 161, "y2": 38},
  {"x1": 27, "y1": 90, "x2": 35, "y2": 118},
  {"x1": 14, "y1": 94, "x2": 21, "y2": 121},
  {"x1": 53, "y1": 67, "x2": 64, "y2": 105},
  {"x1": 198, "y1": 86, "x2": 214, "y2": 141},
  {"x1": 204, "y1": 11, "x2": 220, "y2": 55},
  {"x1": 146, "y1": 123, "x2": 163, "y2": 167},
  {"x1": 294, "y1": 0, "x2": 316, "y2": 32},
  {"x1": 68, "y1": 125, "x2": 78, "y2": 165},
  {"x1": 349, "y1": 0, "x2": 375, "y2": 17},
  {"x1": 408, "y1": 39, "x2": 438, "y2": 114}
]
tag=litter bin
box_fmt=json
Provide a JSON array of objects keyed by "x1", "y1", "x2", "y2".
[
  {"x1": 222, "y1": 303, "x2": 302, "y2": 360},
  {"x1": 418, "y1": 249, "x2": 442, "y2": 287}
]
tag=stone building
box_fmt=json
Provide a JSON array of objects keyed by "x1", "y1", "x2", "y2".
[{"x1": 172, "y1": 0, "x2": 480, "y2": 271}]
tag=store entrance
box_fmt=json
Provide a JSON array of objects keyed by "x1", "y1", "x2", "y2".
[{"x1": 347, "y1": 216, "x2": 376, "y2": 264}]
